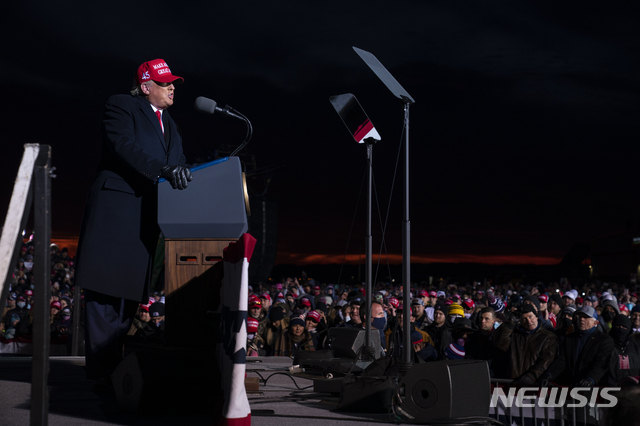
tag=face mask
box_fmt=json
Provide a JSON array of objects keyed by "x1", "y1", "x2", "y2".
[
  {"x1": 247, "y1": 333, "x2": 255, "y2": 340},
  {"x1": 155, "y1": 320, "x2": 163, "y2": 328},
  {"x1": 17, "y1": 302, "x2": 26, "y2": 309},
  {"x1": 464, "y1": 313, "x2": 471, "y2": 319},
  {"x1": 493, "y1": 322, "x2": 501, "y2": 329},
  {"x1": 372, "y1": 317, "x2": 387, "y2": 330},
  {"x1": 610, "y1": 327, "x2": 629, "y2": 347},
  {"x1": 63, "y1": 316, "x2": 71, "y2": 321},
  {"x1": 345, "y1": 316, "x2": 351, "y2": 323},
  {"x1": 602, "y1": 311, "x2": 615, "y2": 322}
]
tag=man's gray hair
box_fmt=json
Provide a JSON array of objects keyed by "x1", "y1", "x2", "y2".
[{"x1": 130, "y1": 80, "x2": 150, "y2": 97}]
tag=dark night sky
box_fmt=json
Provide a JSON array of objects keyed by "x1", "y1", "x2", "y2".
[{"x1": 2, "y1": 2, "x2": 640, "y2": 265}]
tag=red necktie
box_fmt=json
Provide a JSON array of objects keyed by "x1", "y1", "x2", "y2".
[{"x1": 155, "y1": 110, "x2": 164, "y2": 134}]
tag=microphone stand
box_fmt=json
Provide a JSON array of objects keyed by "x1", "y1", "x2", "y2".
[
  {"x1": 363, "y1": 136, "x2": 377, "y2": 362},
  {"x1": 226, "y1": 105, "x2": 253, "y2": 157}
]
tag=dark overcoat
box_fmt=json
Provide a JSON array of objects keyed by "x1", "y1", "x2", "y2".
[{"x1": 75, "y1": 94, "x2": 185, "y2": 302}]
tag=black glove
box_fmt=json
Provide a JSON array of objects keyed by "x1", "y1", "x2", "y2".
[
  {"x1": 515, "y1": 374, "x2": 536, "y2": 386},
  {"x1": 161, "y1": 165, "x2": 193, "y2": 190},
  {"x1": 538, "y1": 373, "x2": 552, "y2": 388},
  {"x1": 576, "y1": 378, "x2": 593, "y2": 387}
]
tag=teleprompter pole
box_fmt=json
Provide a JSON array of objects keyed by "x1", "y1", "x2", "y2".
[{"x1": 400, "y1": 101, "x2": 412, "y2": 372}]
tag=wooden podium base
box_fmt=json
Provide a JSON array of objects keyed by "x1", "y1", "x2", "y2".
[
  {"x1": 164, "y1": 239, "x2": 236, "y2": 295},
  {"x1": 163, "y1": 238, "x2": 236, "y2": 348}
]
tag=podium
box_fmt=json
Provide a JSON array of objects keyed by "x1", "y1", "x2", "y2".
[{"x1": 158, "y1": 156, "x2": 249, "y2": 294}]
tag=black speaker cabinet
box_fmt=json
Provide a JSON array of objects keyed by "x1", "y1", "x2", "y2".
[
  {"x1": 396, "y1": 360, "x2": 490, "y2": 421},
  {"x1": 328, "y1": 327, "x2": 382, "y2": 359}
]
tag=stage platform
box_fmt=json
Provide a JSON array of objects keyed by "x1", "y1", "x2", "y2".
[{"x1": 0, "y1": 356, "x2": 394, "y2": 426}]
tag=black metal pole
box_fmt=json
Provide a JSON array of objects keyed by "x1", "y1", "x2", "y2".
[
  {"x1": 400, "y1": 102, "x2": 412, "y2": 371},
  {"x1": 31, "y1": 144, "x2": 52, "y2": 426},
  {"x1": 364, "y1": 140, "x2": 373, "y2": 358}
]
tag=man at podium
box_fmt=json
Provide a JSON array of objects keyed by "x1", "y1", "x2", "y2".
[{"x1": 74, "y1": 59, "x2": 192, "y2": 386}]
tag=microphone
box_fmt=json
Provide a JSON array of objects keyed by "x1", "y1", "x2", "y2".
[{"x1": 194, "y1": 96, "x2": 244, "y2": 121}]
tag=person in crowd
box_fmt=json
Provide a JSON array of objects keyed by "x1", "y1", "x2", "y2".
[
  {"x1": 631, "y1": 306, "x2": 640, "y2": 335},
  {"x1": 359, "y1": 300, "x2": 388, "y2": 353},
  {"x1": 601, "y1": 299, "x2": 621, "y2": 332},
  {"x1": 411, "y1": 329, "x2": 438, "y2": 362},
  {"x1": 541, "y1": 306, "x2": 614, "y2": 387},
  {"x1": 50, "y1": 301, "x2": 62, "y2": 324},
  {"x1": 538, "y1": 294, "x2": 557, "y2": 328},
  {"x1": 257, "y1": 305, "x2": 288, "y2": 356},
  {"x1": 3, "y1": 293, "x2": 16, "y2": 323},
  {"x1": 562, "y1": 290, "x2": 578, "y2": 307},
  {"x1": 147, "y1": 302, "x2": 165, "y2": 338},
  {"x1": 425, "y1": 303, "x2": 453, "y2": 359},
  {"x1": 386, "y1": 306, "x2": 435, "y2": 359},
  {"x1": 274, "y1": 317, "x2": 314, "y2": 357},
  {"x1": 342, "y1": 299, "x2": 363, "y2": 327},
  {"x1": 247, "y1": 317, "x2": 264, "y2": 356},
  {"x1": 127, "y1": 304, "x2": 154, "y2": 337},
  {"x1": 248, "y1": 295, "x2": 264, "y2": 321},
  {"x1": 447, "y1": 303, "x2": 464, "y2": 324},
  {"x1": 465, "y1": 307, "x2": 507, "y2": 377},
  {"x1": 494, "y1": 304, "x2": 557, "y2": 384},
  {"x1": 298, "y1": 297, "x2": 313, "y2": 314},
  {"x1": 4, "y1": 295, "x2": 30, "y2": 331},
  {"x1": 444, "y1": 317, "x2": 475, "y2": 360},
  {"x1": 52, "y1": 308, "x2": 73, "y2": 337},
  {"x1": 411, "y1": 298, "x2": 432, "y2": 330},
  {"x1": 259, "y1": 293, "x2": 272, "y2": 316},
  {"x1": 607, "y1": 314, "x2": 640, "y2": 386},
  {"x1": 305, "y1": 310, "x2": 328, "y2": 350}
]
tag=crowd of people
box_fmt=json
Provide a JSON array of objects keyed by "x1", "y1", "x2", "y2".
[
  {"x1": 1, "y1": 242, "x2": 78, "y2": 346},
  {"x1": 247, "y1": 276, "x2": 640, "y2": 387}
]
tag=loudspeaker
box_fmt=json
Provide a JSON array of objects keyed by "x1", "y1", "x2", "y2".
[
  {"x1": 328, "y1": 327, "x2": 382, "y2": 359},
  {"x1": 396, "y1": 360, "x2": 490, "y2": 421}
]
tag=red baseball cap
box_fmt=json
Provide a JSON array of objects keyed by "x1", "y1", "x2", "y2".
[
  {"x1": 306, "y1": 311, "x2": 321, "y2": 323},
  {"x1": 248, "y1": 295, "x2": 261, "y2": 308},
  {"x1": 428, "y1": 291, "x2": 437, "y2": 297},
  {"x1": 260, "y1": 293, "x2": 272, "y2": 302},
  {"x1": 538, "y1": 295, "x2": 549, "y2": 303},
  {"x1": 136, "y1": 59, "x2": 184, "y2": 84},
  {"x1": 50, "y1": 301, "x2": 61, "y2": 310},
  {"x1": 418, "y1": 290, "x2": 428, "y2": 297},
  {"x1": 139, "y1": 304, "x2": 150, "y2": 312},
  {"x1": 300, "y1": 297, "x2": 311, "y2": 307},
  {"x1": 247, "y1": 317, "x2": 259, "y2": 334},
  {"x1": 461, "y1": 299, "x2": 475, "y2": 309},
  {"x1": 388, "y1": 297, "x2": 399, "y2": 308}
]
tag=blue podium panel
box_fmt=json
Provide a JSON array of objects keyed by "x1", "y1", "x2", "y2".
[{"x1": 157, "y1": 157, "x2": 248, "y2": 239}]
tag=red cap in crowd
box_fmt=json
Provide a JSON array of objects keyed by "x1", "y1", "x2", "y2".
[
  {"x1": 538, "y1": 295, "x2": 549, "y2": 303},
  {"x1": 388, "y1": 297, "x2": 399, "y2": 308},
  {"x1": 24, "y1": 290, "x2": 33, "y2": 297},
  {"x1": 461, "y1": 299, "x2": 475, "y2": 309},
  {"x1": 306, "y1": 311, "x2": 321, "y2": 323},
  {"x1": 50, "y1": 301, "x2": 61, "y2": 310},
  {"x1": 136, "y1": 59, "x2": 184, "y2": 84},
  {"x1": 300, "y1": 297, "x2": 311, "y2": 308},
  {"x1": 418, "y1": 290, "x2": 428, "y2": 297},
  {"x1": 248, "y1": 295, "x2": 261, "y2": 308},
  {"x1": 139, "y1": 304, "x2": 150, "y2": 312},
  {"x1": 619, "y1": 304, "x2": 629, "y2": 313},
  {"x1": 247, "y1": 317, "x2": 259, "y2": 334},
  {"x1": 260, "y1": 293, "x2": 271, "y2": 302},
  {"x1": 428, "y1": 291, "x2": 437, "y2": 297}
]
